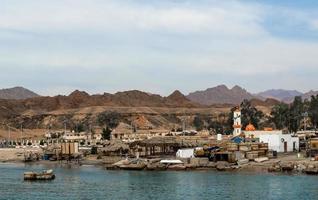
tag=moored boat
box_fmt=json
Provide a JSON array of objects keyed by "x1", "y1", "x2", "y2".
[{"x1": 24, "y1": 169, "x2": 55, "y2": 181}]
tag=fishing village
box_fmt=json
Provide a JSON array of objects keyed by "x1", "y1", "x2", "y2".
[{"x1": 1, "y1": 102, "x2": 318, "y2": 176}]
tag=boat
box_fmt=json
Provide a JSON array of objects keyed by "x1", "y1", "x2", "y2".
[{"x1": 24, "y1": 169, "x2": 55, "y2": 181}]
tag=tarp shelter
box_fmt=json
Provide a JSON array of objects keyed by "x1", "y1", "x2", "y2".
[{"x1": 176, "y1": 149, "x2": 195, "y2": 158}]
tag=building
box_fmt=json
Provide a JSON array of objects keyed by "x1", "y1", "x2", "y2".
[
  {"x1": 233, "y1": 108, "x2": 299, "y2": 153},
  {"x1": 233, "y1": 108, "x2": 242, "y2": 136},
  {"x1": 111, "y1": 129, "x2": 169, "y2": 142},
  {"x1": 258, "y1": 133, "x2": 299, "y2": 153}
]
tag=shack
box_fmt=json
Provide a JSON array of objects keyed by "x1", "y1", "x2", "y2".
[
  {"x1": 98, "y1": 140, "x2": 129, "y2": 156},
  {"x1": 176, "y1": 149, "x2": 195, "y2": 158},
  {"x1": 130, "y1": 136, "x2": 214, "y2": 157}
]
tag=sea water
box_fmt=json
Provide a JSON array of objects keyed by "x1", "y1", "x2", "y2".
[{"x1": 0, "y1": 163, "x2": 317, "y2": 200}]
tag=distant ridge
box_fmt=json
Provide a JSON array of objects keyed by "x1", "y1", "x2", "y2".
[
  {"x1": 0, "y1": 87, "x2": 39, "y2": 100},
  {"x1": 186, "y1": 85, "x2": 254, "y2": 105},
  {"x1": 256, "y1": 89, "x2": 303, "y2": 102}
]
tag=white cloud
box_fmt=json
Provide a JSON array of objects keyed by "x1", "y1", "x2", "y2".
[
  {"x1": 0, "y1": 0, "x2": 265, "y2": 36},
  {"x1": 0, "y1": 0, "x2": 318, "y2": 94}
]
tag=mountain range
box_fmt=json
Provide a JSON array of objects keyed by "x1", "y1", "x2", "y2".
[
  {"x1": 0, "y1": 85, "x2": 317, "y2": 106},
  {"x1": 0, "y1": 85, "x2": 315, "y2": 130}
]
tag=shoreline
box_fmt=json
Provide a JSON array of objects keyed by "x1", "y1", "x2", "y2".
[
  {"x1": 0, "y1": 149, "x2": 317, "y2": 175},
  {"x1": 1, "y1": 156, "x2": 317, "y2": 176}
]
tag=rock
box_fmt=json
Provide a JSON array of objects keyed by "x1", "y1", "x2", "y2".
[
  {"x1": 308, "y1": 164, "x2": 315, "y2": 169},
  {"x1": 112, "y1": 159, "x2": 130, "y2": 167},
  {"x1": 296, "y1": 164, "x2": 307, "y2": 172},
  {"x1": 216, "y1": 162, "x2": 230, "y2": 171},
  {"x1": 206, "y1": 162, "x2": 217, "y2": 168},
  {"x1": 146, "y1": 162, "x2": 166, "y2": 171},
  {"x1": 184, "y1": 164, "x2": 196, "y2": 170},
  {"x1": 231, "y1": 165, "x2": 240, "y2": 170},
  {"x1": 268, "y1": 163, "x2": 281, "y2": 172},
  {"x1": 189, "y1": 158, "x2": 209, "y2": 167},
  {"x1": 237, "y1": 159, "x2": 249, "y2": 165},
  {"x1": 254, "y1": 157, "x2": 269, "y2": 163},
  {"x1": 168, "y1": 164, "x2": 186, "y2": 171},
  {"x1": 281, "y1": 162, "x2": 294, "y2": 172},
  {"x1": 148, "y1": 158, "x2": 161, "y2": 164}
]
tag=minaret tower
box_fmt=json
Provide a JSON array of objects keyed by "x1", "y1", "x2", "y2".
[{"x1": 233, "y1": 107, "x2": 242, "y2": 136}]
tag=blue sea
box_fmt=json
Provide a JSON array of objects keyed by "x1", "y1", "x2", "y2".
[{"x1": 0, "y1": 163, "x2": 317, "y2": 200}]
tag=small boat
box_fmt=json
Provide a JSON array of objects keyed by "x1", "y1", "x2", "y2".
[{"x1": 24, "y1": 169, "x2": 55, "y2": 181}]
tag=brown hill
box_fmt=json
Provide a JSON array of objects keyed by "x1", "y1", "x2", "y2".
[
  {"x1": 250, "y1": 98, "x2": 281, "y2": 107},
  {"x1": 0, "y1": 89, "x2": 201, "y2": 114},
  {"x1": 0, "y1": 87, "x2": 39, "y2": 100},
  {"x1": 164, "y1": 90, "x2": 199, "y2": 107}
]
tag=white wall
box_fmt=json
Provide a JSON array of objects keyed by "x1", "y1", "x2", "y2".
[
  {"x1": 244, "y1": 130, "x2": 283, "y2": 138},
  {"x1": 259, "y1": 134, "x2": 280, "y2": 152},
  {"x1": 259, "y1": 134, "x2": 299, "y2": 153}
]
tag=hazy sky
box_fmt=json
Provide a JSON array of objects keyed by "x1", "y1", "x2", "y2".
[{"x1": 1, "y1": 0, "x2": 318, "y2": 96}]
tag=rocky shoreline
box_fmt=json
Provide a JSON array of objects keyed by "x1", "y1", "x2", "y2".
[
  {"x1": 1, "y1": 150, "x2": 317, "y2": 175},
  {"x1": 102, "y1": 155, "x2": 318, "y2": 175}
]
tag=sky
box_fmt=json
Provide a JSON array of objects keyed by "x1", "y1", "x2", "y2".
[{"x1": 0, "y1": 0, "x2": 318, "y2": 96}]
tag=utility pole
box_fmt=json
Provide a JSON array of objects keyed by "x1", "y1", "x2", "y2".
[
  {"x1": 8, "y1": 125, "x2": 11, "y2": 147},
  {"x1": 20, "y1": 123, "x2": 23, "y2": 141},
  {"x1": 64, "y1": 118, "x2": 67, "y2": 135},
  {"x1": 302, "y1": 112, "x2": 308, "y2": 131}
]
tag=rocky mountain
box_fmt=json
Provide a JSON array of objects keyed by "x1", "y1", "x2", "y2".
[
  {"x1": 302, "y1": 90, "x2": 318, "y2": 101},
  {"x1": 256, "y1": 89, "x2": 303, "y2": 102},
  {"x1": 187, "y1": 85, "x2": 254, "y2": 105},
  {"x1": 164, "y1": 90, "x2": 199, "y2": 107},
  {"x1": 0, "y1": 87, "x2": 39, "y2": 100},
  {"x1": 0, "y1": 86, "x2": 284, "y2": 130},
  {"x1": 0, "y1": 89, "x2": 200, "y2": 114}
]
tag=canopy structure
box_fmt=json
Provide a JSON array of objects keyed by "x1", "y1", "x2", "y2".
[
  {"x1": 98, "y1": 140, "x2": 129, "y2": 156},
  {"x1": 129, "y1": 136, "x2": 224, "y2": 157}
]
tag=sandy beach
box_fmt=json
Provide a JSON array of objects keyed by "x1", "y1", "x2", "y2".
[{"x1": 0, "y1": 148, "x2": 42, "y2": 162}]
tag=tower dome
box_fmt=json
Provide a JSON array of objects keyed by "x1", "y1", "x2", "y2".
[{"x1": 245, "y1": 123, "x2": 256, "y2": 131}]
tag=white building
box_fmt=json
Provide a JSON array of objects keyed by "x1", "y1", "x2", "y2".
[
  {"x1": 244, "y1": 128, "x2": 299, "y2": 153},
  {"x1": 233, "y1": 108, "x2": 299, "y2": 153},
  {"x1": 233, "y1": 108, "x2": 242, "y2": 136},
  {"x1": 258, "y1": 133, "x2": 299, "y2": 153}
]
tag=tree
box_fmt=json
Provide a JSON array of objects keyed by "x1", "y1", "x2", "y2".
[
  {"x1": 193, "y1": 115, "x2": 204, "y2": 131},
  {"x1": 97, "y1": 111, "x2": 120, "y2": 129},
  {"x1": 74, "y1": 123, "x2": 85, "y2": 133},
  {"x1": 207, "y1": 120, "x2": 223, "y2": 135},
  {"x1": 269, "y1": 103, "x2": 290, "y2": 129},
  {"x1": 289, "y1": 96, "x2": 304, "y2": 133},
  {"x1": 102, "y1": 126, "x2": 112, "y2": 140},
  {"x1": 309, "y1": 95, "x2": 318, "y2": 129},
  {"x1": 236, "y1": 99, "x2": 264, "y2": 129}
]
